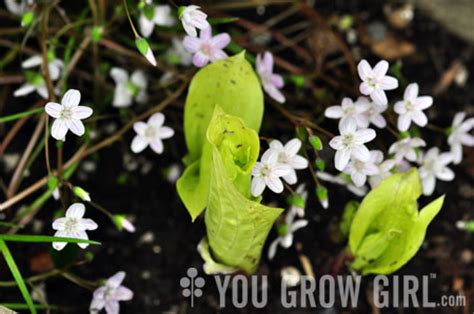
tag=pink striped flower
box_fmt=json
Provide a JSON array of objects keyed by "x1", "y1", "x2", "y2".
[{"x1": 183, "y1": 26, "x2": 230, "y2": 68}]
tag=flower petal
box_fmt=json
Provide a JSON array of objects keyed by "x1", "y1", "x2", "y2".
[
  {"x1": 192, "y1": 51, "x2": 209, "y2": 67},
  {"x1": 397, "y1": 114, "x2": 411, "y2": 131},
  {"x1": 373, "y1": 60, "x2": 389, "y2": 78},
  {"x1": 357, "y1": 59, "x2": 372, "y2": 80},
  {"x1": 107, "y1": 271, "x2": 126, "y2": 288},
  {"x1": 404, "y1": 83, "x2": 419, "y2": 100},
  {"x1": 66, "y1": 119, "x2": 85, "y2": 136},
  {"x1": 325, "y1": 106, "x2": 344, "y2": 119},
  {"x1": 149, "y1": 138, "x2": 164, "y2": 154},
  {"x1": 335, "y1": 148, "x2": 351, "y2": 171},
  {"x1": 72, "y1": 106, "x2": 93, "y2": 120},
  {"x1": 183, "y1": 36, "x2": 201, "y2": 53},
  {"x1": 21, "y1": 55, "x2": 42, "y2": 68},
  {"x1": 114, "y1": 286, "x2": 134, "y2": 301},
  {"x1": 110, "y1": 67, "x2": 129, "y2": 84},
  {"x1": 370, "y1": 89, "x2": 387, "y2": 106},
  {"x1": 61, "y1": 89, "x2": 81, "y2": 107},
  {"x1": 379, "y1": 76, "x2": 398, "y2": 90},
  {"x1": 131, "y1": 135, "x2": 148, "y2": 153},
  {"x1": 139, "y1": 14, "x2": 155, "y2": 38},
  {"x1": 159, "y1": 126, "x2": 174, "y2": 139},
  {"x1": 284, "y1": 138, "x2": 301, "y2": 156},
  {"x1": 210, "y1": 33, "x2": 230, "y2": 49},
  {"x1": 78, "y1": 218, "x2": 98, "y2": 231},
  {"x1": 251, "y1": 176, "x2": 266, "y2": 196},
  {"x1": 131, "y1": 70, "x2": 147, "y2": 89},
  {"x1": 352, "y1": 145, "x2": 371, "y2": 162},
  {"x1": 51, "y1": 119, "x2": 68, "y2": 141},
  {"x1": 45, "y1": 102, "x2": 62, "y2": 118},
  {"x1": 52, "y1": 217, "x2": 67, "y2": 230},
  {"x1": 265, "y1": 177, "x2": 284, "y2": 193},
  {"x1": 354, "y1": 128, "x2": 376, "y2": 144},
  {"x1": 66, "y1": 203, "x2": 86, "y2": 218},
  {"x1": 412, "y1": 111, "x2": 428, "y2": 127},
  {"x1": 148, "y1": 112, "x2": 165, "y2": 127},
  {"x1": 14, "y1": 84, "x2": 35, "y2": 97}
]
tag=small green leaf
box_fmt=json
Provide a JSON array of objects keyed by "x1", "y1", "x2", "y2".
[
  {"x1": 349, "y1": 169, "x2": 444, "y2": 275},
  {"x1": 21, "y1": 11, "x2": 34, "y2": 27},
  {"x1": 315, "y1": 159, "x2": 326, "y2": 171},
  {"x1": 309, "y1": 135, "x2": 323, "y2": 151},
  {"x1": 296, "y1": 126, "x2": 308, "y2": 142},
  {"x1": 73, "y1": 186, "x2": 91, "y2": 202},
  {"x1": 91, "y1": 26, "x2": 104, "y2": 43}
]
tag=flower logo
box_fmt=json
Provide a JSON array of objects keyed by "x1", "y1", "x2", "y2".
[{"x1": 180, "y1": 267, "x2": 205, "y2": 307}]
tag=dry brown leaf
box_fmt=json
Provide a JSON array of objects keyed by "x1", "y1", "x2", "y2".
[{"x1": 371, "y1": 34, "x2": 416, "y2": 60}]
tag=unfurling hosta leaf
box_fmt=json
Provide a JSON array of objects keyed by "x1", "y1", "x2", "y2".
[
  {"x1": 203, "y1": 107, "x2": 283, "y2": 274},
  {"x1": 177, "y1": 51, "x2": 264, "y2": 220},
  {"x1": 349, "y1": 168, "x2": 444, "y2": 275}
]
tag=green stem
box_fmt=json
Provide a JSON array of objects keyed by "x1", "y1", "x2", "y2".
[
  {"x1": 122, "y1": 0, "x2": 139, "y2": 38},
  {"x1": 0, "y1": 108, "x2": 44, "y2": 123}
]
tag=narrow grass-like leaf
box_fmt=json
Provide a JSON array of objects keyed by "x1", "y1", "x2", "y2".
[
  {"x1": 0, "y1": 234, "x2": 100, "y2": 245},
  {"x1": 0, "y1": 107, "x2": 44, "y2": 124},
  {"x1": 0, "y1": 239, "x2": 36, "y2": 314},
  {"x1": 1, "y1": 303, "x2": 58, "y2": 311}
]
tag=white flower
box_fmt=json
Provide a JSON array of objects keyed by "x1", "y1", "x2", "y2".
[
  {"x1": 325, "y1": 97, "x2": 369, "y2": 128},
  {"x1": 268, "y1": 209, "x2": 308, "y2": 260},
  {"x1": 316, "y1": 171, "x2": 368, "y2": 196},
  {"x1": 45, "y1": 89, "x2": 93, "y2": 141},
  {"x1": 269, "y1": 138, "x2": 308, "y2": 185},
  {"x1": 358, "y1": 59, "x2": 398, "y2": 106},
  {"x1": 251, "y1": 149, "x2": 292, "y2": 197},
  {"x1": 110, "y1": 68, "x2": 148, "y2": 108},
  {"x1": 90, "y1": 271, "x2": 133, "y2": 314},
  {"x1": 14, "y1": 77, "x2": 49, "y2": 99},
  {"x1": 343, "y1": 154, "x2": 379, "y2": 187},
  {"x1": 367, "y1": 150, "x2": 395, "y2": 188},
  {"x1": 329, "y1": 119, "x2": 376, "y2": 171},
  {"x1": 361, "y1": 97, "x2": 387, "y2": 129},
  {"x1": 167, "y1": 37, "x2": 193, "y2": 66},
  {"x1": 14, "y1": 54, "x2": 63, "y2": 99},
  {"x1": 179, "y1": 5, "x2": 210, "y2": 38},
  {"x1": 5, "y1": 0, "x2": 32, "y2": 16},
  {"x1": 418, "y1": 148, "x2": 454, "y2": 196},
  {"x1": 448, "y1": 112, "x2": 474, "y2": 164},
  {"x1": 280, "y1": 267, "x2": 301, "y2": 288},
  {"x1": 52, "y1": 203, "x2": 98, "y2": 251},
  {"x1": 388, "y1": 137, "x2": 426, "y2": 163},
  {"x1": 290, "y1": 184, "x2": 307, "y2": 218},
  {"x1": 131, "y1": 112, "x2": 174, "y2": 154},
  {"x1": 139, "y1": 4, "x2": 176, "y2": 38},
  {"x1": 394, "y1": 83, "x2": 433, "y2": 131},
  {"x1": 22, "y1": 54, "x2": 64, "y2": 81}
]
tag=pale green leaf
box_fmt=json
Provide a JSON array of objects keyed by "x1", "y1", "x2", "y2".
[
  {"x1": 177, "y1": 51, "x2": 264, "y2": 219},
  {"x1": 204, "y1": 107, "x2": 283, "y2": 274},
  {"x1": 349, "y1": 168, "x2": 444, "y2": 275}
]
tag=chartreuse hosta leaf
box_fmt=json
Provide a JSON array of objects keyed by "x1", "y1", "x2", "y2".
[
  {"x1": 177, "y1": 51, "x2": 264, "y2": 220},
  {"x1": 203, "y1": 107, "x2": 283, "y2": 274},
  {"x1": 349, "y1": 168, "x2": 445, "y2": 275}
]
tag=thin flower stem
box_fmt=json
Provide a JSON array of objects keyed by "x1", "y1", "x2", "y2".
[
  {"x1": 0, "y1": 107, "x2": 44, "y2": 123},
  {"x1": 0, "y1": 269, "x2": 61, "y2": 287},
  {"x1": 122, "y1": 0, "x2": 139, "y2": 38},
  {"x1": 7, "y1": 116, "x2": 45, "y2": 197},
  {"x1": 39, "y1": 5, "x2": 55, "y2": 102},
  {"x1": 283, "y1": 182, "x2": 296, "y2": 195},
  {"x1": 44, "y1": 115, "x2": 52, "y2": 175}
]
